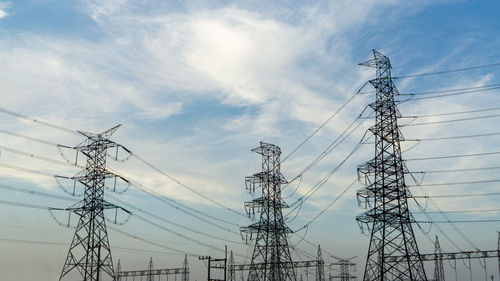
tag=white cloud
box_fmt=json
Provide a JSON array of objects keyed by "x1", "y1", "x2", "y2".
[{"x1": 0, "y1": 1, "x2": 10, "y2": 19}]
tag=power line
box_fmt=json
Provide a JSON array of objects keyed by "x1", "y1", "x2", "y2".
[
  {"x1": 108, "y1": 194, "x2": 243, "y2": 245},
  {"x1": 401, "y1": 83, "x2": 500, "y2": 96},
  {"x1": 406, "y1": 131, "x2": 500, "y2": 142},
  {"x1": 0, "y1": 143, "x2": 241, "y2": 237},
  {"x1": 0, "y1": 128, "x2": 70, "y2": 148},
  {"x1": 402, "y1": 86, "x2": 500, "y2": 101},
  {"x1": 0, "y1": 199, "x2": 59, "y2": 210},
  {"x1": 287, "y1": 139, "x2": 365, "y2": 215},
  {"x1": 406, "y1": 150, "x2": 500, "y2": 161},
  {"x1": 413, "y1": 166, "x2": 500, "y2": 174},
  {"x1": 401, "y1": 113, "x2": 500, "y2": 127},
  {"x1": 394, "y1": 62, "x2": 500, "y2": 79},
  {"x1": 404, "y1": 106, "x2": 500, "y2": 118},
  {"x1": 417, "y1": 219, "x2": 500, "y2": 224},
  {"x1": 131, "y1": 212, "x2": 242, "y2": 255},
  {"x1": 0, "y1": 183, "x2": 77, "y2": 202},
  {"x1": 414, "y1": 192, "x2": 500, "y2": 198},
  {"x1": 294, "y1": 178, "x2": 357, "y2": 232},
  {"x1": 414, "y1": 209, "x2": 500, "y2": 214},
  {"x1": 108, "y1": 168, "x2": 242, "y2": 234},
  {"x1": 108, "y1": 226, "x2": 200, "y2": 258},
  {"x1": 285, "y1": 112, "x2": 368, "y2": 188},
  {"x1": 409, "y1": 172, "x2": 477, "y2": 251},
  {"x1": 0, "y1": 162, "x2": 70, "y2": 179},
  {"x1": 0, "y1": 107, "x2": 79, "y2": 135},
  {"x1": 282, "y1": 82, "x2": 368, "y2": 163},
  {"x1": 410, "y1": 179, "x2": 500, "y2": 188},
  {"x1": 0, "y1": 237, "x2": 182, "y2": 256},
  {"x1": 130, "y1": 153, "x2": 247, "y2": 218},
  {"x1": 0, "y1": 144, "x2": 80, "y2": 168}
]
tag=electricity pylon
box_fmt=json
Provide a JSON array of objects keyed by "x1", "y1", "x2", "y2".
[
  {"x1": 59, "y1": 125, "x2": 128, "y2": 281},
  {"x1": 183, "y1": 254, "x2": 190, "y2": 281},
  {"x1": 229, "y1": 251, "x2": 236, "y2": 281},
  {"x1": 434, "y1": 236, "x2": 445, "y2": 281},
  {"x1": 316, "y1": 245, "x2": 325, "y2": 281},
  {"x1": 331, "y1": 258, "x2": 356, "y2": 281},
  {"x1": 356, "y1": 50, "x2": 427, "y2": 281},
  {"x1": 241, "y1": 142, "x2": 296, "y2": 281}
]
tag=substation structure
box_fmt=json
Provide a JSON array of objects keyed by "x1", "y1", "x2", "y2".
[{"x1": 115, "y1": 255, "x2": 189, "y2": 281}]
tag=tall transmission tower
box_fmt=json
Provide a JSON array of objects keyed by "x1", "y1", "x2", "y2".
[
  {"x1": 356, "y1": 50, "x2": 428, "y2": 281},
  {"x1": 434, "y1": 236, "x2": 445, "y2": 281},
  {"x1": 241, "y1": 142, "x2": 296, "y2": 281},
  {"x1": 59, "y1": 125, "x2": 127, "y2": 281}
]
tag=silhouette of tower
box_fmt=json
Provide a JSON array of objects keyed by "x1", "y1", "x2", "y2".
[
  {"x1": 241, "y1": 142, "x2": 296, "y2": 281},
  {"x1": 434, "y1": 236, "x2": 445, "y2": 281},
  {"x1": 59, "y1": 125, "x2": 127, "y2": 281},
  {"x1": 356, "y1": 50, "x2": 427, "y2": 281}
]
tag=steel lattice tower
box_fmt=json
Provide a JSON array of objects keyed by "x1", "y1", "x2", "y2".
[
  {"x1": 356, "y1": 50, "x2": 427, "y2": 281},
  {"x1": 183, "y1": 254, "x2": 190, "y2": 281},
  {"x1": 433, "y1": 236, "x2": 445, "y2": 281},
  {"x1": 60, "y1": 125, "x2": 124, "y2": 281},
  {"x1": 228, "y1": 251, "x2": 236, "y2": 281},
  {"x1": 331, "y1": 258, "x2": 356, "y2": 281},
  {"x1": 147, "y1": 258, "x2": 154, "y2": 281},
  {"x1": 316, "y1": 245, "x2": 325, "y2": 281},
  {"x1": 241, "y1": 142, "x2": 296, "y2": 281}
]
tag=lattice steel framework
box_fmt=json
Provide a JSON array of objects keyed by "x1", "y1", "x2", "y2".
[
  {"x1": 316, "y1": 245, "x2": 325, "y2": 281},
  {"x1": 60, "y1": 125, "x2": 124, "y2": 281},
  {"x1": 183, "y1": 254, "x2": 190, "y2": 281},
  {"x1": 241, "y1": 142, "x2": 296, "y2": 281},
  {"x1": 330, "y1": 258, "x2": 356, "y2": 281},
  {"x1": 229, "y1": 251, "x2": 236, "y2": 281},
  {"x1": 356, "y1": 50, "x2": 427, "y2": 281},
  {"x1": 433, "y1": 236, "x2": 445, "y2": 281}
]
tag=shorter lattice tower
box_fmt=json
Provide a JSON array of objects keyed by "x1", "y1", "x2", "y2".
[
  {"x1": 146, "y1": 258, "x2": 154, "y2": 281},
  {"x1": 331, "y1": 258, "x2": 356, "y2": 281},
  {"x1": 228, "y1": 251, "x2": 235, "y2": 281},
  {"x1": 434, "y1": 236, "x2": 445, "y2": 281},
  {"x1": 316, "y1": 245, "x2": 325, "y2": 281},
  {"x1": 241, "y1": 142, "x2": 296, "y2": 281},
  {"x1": 183, "y1": 254, "x2": 190, "y2": 281},
  {"x1": 60, "y1": 125, "x2": 127, "y2": 281}
]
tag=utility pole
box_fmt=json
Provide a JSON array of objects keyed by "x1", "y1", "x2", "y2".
[
  {"x1": 200, "y1": 247, "x2": 228, "y2": 281},
  {"x1": 241, "y1": 142, "x2": 296, "y2": 281},
  {"x1": 434, "y1": 236, "x2": 445, "y2": 281},
  {"x1": 59, "y1": 125, "x2": 128, "y2": 281},
  {"x1": 356, "y1": 50, "x2": 427, "y2": 281}
]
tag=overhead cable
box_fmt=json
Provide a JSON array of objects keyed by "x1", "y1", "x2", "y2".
[
  {"x1": 282, "y1": 82, "x2": 368, "y2": 163},
  {"x1": 394, "y1": 62, "x2": 500, "y2": 79}
]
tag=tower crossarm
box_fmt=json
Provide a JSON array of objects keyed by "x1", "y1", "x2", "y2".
[
  {"x1": 232, "y1": 260, "x2": 320, "y2": 271},
  {"x1": 386, "y1": 250, "x2": 500, "y2": 262},
  {"x1": 117, "y1": 267, "x2": 186, "y2": 277}
]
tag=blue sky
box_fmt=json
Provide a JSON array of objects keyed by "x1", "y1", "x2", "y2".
[{"x1": 0, "y1": 0, "x2": 500, "y2": 280}]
